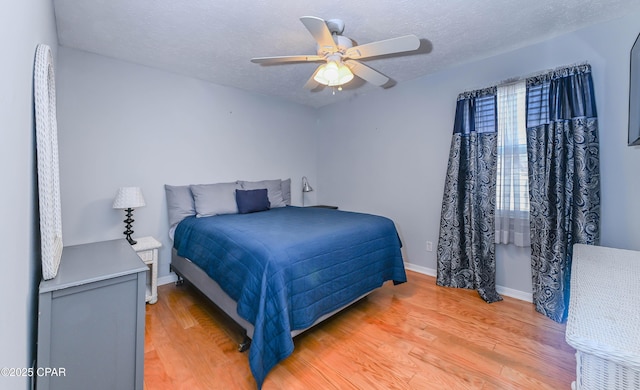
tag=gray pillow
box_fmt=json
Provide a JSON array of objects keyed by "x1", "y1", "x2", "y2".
[
  {"x1": 240, "y1": 179, "x2": 286, "y2": 208},
  {"x1": 190, "y1": 182, "x2": 240, "y2": 217},
  {"x1": 164, "y1": 185, "x2": 195, "y2": 239},
  {"x1": 281, "y1": 178, "x2": 291, "y2": 206}
]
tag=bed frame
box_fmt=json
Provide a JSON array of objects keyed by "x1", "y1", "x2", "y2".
[{"x1": 170, "y1": 248, "x2": 370, "y2": 351}]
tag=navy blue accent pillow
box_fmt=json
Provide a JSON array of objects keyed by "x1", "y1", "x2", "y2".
[{"x1": 235, "y1": 189, "x2": 270, "y2": 214}]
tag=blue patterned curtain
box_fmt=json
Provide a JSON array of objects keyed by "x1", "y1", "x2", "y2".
[
  {"x1": 526, "y1": 64, "x2": 600, "y2": 322},
  {"x1": 437, "y1": 87, "x2": 503, "y2": 303}
]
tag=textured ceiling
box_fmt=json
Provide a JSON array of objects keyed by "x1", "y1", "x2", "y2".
[{"x1": 53, "y1": 0, "x2": 640, "y2": 108}]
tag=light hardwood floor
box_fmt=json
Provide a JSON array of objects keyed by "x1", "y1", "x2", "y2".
[{"x1": 144, "y1": 271, "x2": 576, "y2": 389}]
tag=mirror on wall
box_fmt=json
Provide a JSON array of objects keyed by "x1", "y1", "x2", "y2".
[
  {"x1": 629, "y1": 32, "x2": 640, "y2": 146},
  {"x1": 34, "y1": 44, "x2": 63, "y2": 280}
]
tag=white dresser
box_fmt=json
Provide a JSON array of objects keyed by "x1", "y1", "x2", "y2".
[{"x1": 37, "y1": 239, "x2": 147, "y2": 390}]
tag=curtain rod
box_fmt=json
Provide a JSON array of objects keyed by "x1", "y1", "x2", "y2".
[
  {"x1": 459, "y1": 61, "x2": 591, "y2": 97},
  {"x1": 496, "y1": 60, "x2": 590, "y2": 87}
]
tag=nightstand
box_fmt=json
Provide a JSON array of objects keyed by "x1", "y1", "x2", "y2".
[{"x1": 132, "y1": 236, "x2": 162, "y2": 304}]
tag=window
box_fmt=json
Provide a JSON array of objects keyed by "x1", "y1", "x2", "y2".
[{"x1": 495, "y1": 81, "x2": 530, "y2": 246}]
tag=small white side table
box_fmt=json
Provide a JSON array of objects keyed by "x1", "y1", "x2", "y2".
[{"x1": 132, "y1": 236, "x2": 162, "y2": 304}]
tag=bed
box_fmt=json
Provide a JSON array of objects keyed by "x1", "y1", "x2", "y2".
[{"x1": 166, "y1": 180, "x2": 406, "y2": 388}]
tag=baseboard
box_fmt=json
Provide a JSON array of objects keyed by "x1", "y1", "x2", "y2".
[
  {"x1": 496, "y1": 286, "x2": 533, "y2": 302},
  {"x1": 404, "y1": 262, "x2": 532, "y2": 303},
  {"x1": 158, "y1": 273, "x2": 178, "y2": 286},
  {"x1": 403, "y1": 262, "x2": 437, "y2": 277}
]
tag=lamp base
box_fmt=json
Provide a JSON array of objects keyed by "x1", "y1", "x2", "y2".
[{"x1": 122, "y1": 208, "x2": 137, "y2": 245}]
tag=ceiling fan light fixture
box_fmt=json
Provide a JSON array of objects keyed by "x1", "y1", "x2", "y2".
[
  {"x1": 323, "y1": 61, "x2": 340, "y2": 81},
  {"x1": 337, "y1": 64, "x2": 354, "y2": 85},
  {"x1": 314, "y1": 61, "x2": 353, "y2": 86}
]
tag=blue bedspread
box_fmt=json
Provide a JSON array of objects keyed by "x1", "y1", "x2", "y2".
[{"x1": 173, "y1": 206, "x2": 406, "y2": 388}]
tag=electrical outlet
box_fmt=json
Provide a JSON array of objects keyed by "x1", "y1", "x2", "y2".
[{"x1": 426, "y1": 241, "x2": 433, "y2": 252}]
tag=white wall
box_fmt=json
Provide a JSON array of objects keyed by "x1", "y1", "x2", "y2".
[
  {"x1": 55, "y1": 9, "x2": 640, "y2": 298},
  {"x1": 56, "y1": 47, "x2": 318, "y2": 279},
  {"x1": 316, "y1": 10, "x2": 640, "y2": 296},
  {"x1": 0, "y1": 0, "x2": 58, "y2": 388}
]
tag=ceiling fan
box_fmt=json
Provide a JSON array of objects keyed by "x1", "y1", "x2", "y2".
[{"x1": 251, "y1": 16, "x2": 421, "y2": 90}]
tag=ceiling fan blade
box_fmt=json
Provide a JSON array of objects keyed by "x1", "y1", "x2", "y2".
[
  {"x1": 344, "y1": 35, "x2": 420, "y2": 60},
  {"x1": 303, "y1": 66, "x2": 322, "y2": 90},
  {"x1": 300, "y1": 16, "x2": 337, "y2": 54},
  {"x1": 345, "y1": 60, "x2": 389, "y2": 86},
  {"x1": 251, "y1": 55, "x2": 324, "y2": 64}
]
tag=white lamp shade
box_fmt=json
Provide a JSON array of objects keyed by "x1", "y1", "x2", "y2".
[
  {"x1": 313, "y1": 61, "x2": 354, "y2": 87},
  {"x1": 113, "y1": 187, "x2": 146, "y2": 209}
]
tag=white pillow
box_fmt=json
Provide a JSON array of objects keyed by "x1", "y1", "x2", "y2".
[
  {"x1": 164, "y1": 184, "x2": 195, "y2": 239},
  {"x1": 281, "y1": 178, "x2": 291, "y2": 205},
  {"x1": 190, "y1": 182, "x2": 240, "y2": 217}
]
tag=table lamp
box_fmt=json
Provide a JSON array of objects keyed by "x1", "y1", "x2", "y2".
[
  {"x1": 302, "y1": 176, "x2": 313, "y2": 207},
  {"x1": 113, "y1": 187, "x2": 146, "y2": 245}
]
